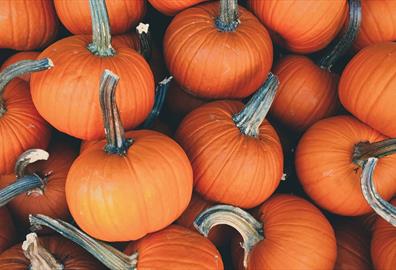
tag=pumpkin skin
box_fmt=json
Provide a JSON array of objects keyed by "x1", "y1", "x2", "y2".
[
  {"x1": 0, "y1": 52, "x2": 40, "y2": 82},
  {"x1": 0, "y1": 236, "x2": 105, "y2": 269},
  {"x1": 163, "y1": 2, "x2": 273, "y2": 99},
  {"x1": 354, "y1": 1, "x2": 396, "y2": 50},
  {"x1": 295, "y1": 115, "x2": 396, "y2": 216},
  {"x1": 0, "y1": 207, "x2": 16, "y2": 254},
  {"x1": 248, "y1": 0, "x2": 347, "y2": 53},
  {"x1": 124, "y1": 225, "x2": 223, "y2": 270},
  {"x1": 0, "y1": 0, "x2": 58, "y2": 50},
  {"x1": 54, "y1": 0, "x2": 145, "y2": 35},
  {"x1": 0, "y1": 79, "x2": 51, "y2": 175},
  {"x1": 270, "y1": 55, "x2": 340, "y2": 131},
  {"x1": 339, "y1": 42, "x2": 396, "y2": 138},
  {"x1": 66, "y1": 130, "x2": 193, "y2": 242},
  {"x1": 148, "y1": 0, "x2": 209, "y2": 16},
  {"x1": 175, "y1": 101, "x2": 283, "y2": 208},
  {"x1": 30, "y1": 35, "x2": 155, "y2": 140}
]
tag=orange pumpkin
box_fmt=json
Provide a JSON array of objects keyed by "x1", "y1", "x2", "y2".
[
  {"x1": 354, "y1": 1, "x2": 396, "y2": 50},
  {"x1": 176, "y1": 74, "x2": 283, "y2": 208},
  {"x1": 164, "y1": 0, "x2": 273, "y2": 99},
  {"x1": 295, "y1": 115, "x2": 396, "y2": 216},
  {"x1": 0, "y1": 207, "x2": 16, "y2": 254},
  {"x1": 31, "y1": 0, "x2": 154, "y2": 140},
  {"x1": 339, "y1": 42, "x2": 396, "y2": 138},
  {"x1": 248, "y1": 0, "x2": 347, "y2": 53},
  {"x1": 148, "y1": 0, "x2": 209, "y2": 16},
  {"x1": 0, "y1": 59, "x2": 52, "y2": 175},
  {"x1": 66, "y1": 70, "x2": 192, "y2": 242},
  {"x1": 54, "y1": 0, "x2": 145, "y2": 35},
  {"x1": 196, "y1": 194, "x2": 336, "y2": 270},
  {"x1": 0, "y1": 52, "x2": 40, "y2": 82},
  {"x1": 0, "y1": 0, "x2": 58, "y2": 50}
]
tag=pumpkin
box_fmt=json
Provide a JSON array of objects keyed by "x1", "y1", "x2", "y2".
[
  {"x1": 339, "y1": 42, "x2": 396, "y2": 138},
  {"x1": 295, "y1": 115, "x2": 396, "y2": 216},
  {"x1": 163, "y1": 0, "x2": 273, "y2": 99},
  {"x1": 0, "y1": 52, "x2": 40, "y2": 82},
  {"x1": 0, "y1": 59, "x2": 52, "y2": 175},
  {"x1": 30, "y1": 0, "x2": 154, "y2": 140},
  {"x1": 66, "y1": 70, "x2": 192, "y2": 242},
  {"x1": 176, "y1": 74, "x2": 283, "y2": 208},
  {"x1": 148, "y1": 0, "x2": 209, "y2": 16},
  {"x1": 354, "y1": 0, "x2": 396, "y2": 50},
  {"x1": 0, "y1": 0, "x2": 58, "y2": 50},
  {"x1": 195, "y1": 194, "x2": 336, "y2": 269},
  {"x1": 0, "y1": 207, "x2": 16, "y2": 254},
  {"x1": 54, "y1": 0, "x2": 145, "y2": 35},
  {"x1": 248, "y1": 0, "x2": 347, "y2": 53},
  {"x1": 0, "y1": 233, "x2": 104, "y2": 269}
]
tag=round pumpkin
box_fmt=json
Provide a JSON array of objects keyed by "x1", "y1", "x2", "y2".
[
  {"x1": 0, "y1": 52, "x2": 40, "y2": 82},
  {"x1": 164, "y1": 0, "x2": 273, "y2": 98},
  {"x1": 148, "y1": 0, "x2": 209, "y2": 16},
  {"x1": 54, "y1": 0, "x2": 145, "y2": 35},
  {"x1": 0, "y1": 0, "x2": 58, "y2": 50},
  {"x1": 248, "y1": 0, "x2": 347, "y2": 53},
  {"x1": 339, "y1": 42, "x2": 396, "y2": 138},
  {"x1": 295, "y1": 115, "x2": 396, "y2": 216},
  {"x1": 0, "y1": 207, "x2": 16, "y2": 254}
]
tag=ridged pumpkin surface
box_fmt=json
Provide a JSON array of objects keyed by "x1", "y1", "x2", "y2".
[
  {"x1": 0, "y1": 52, "x2": 40, "y2": 82},
  {"x1": 148, "y1": 0, "x2": 209, "y2": 16},
  {"x1": 0, "y1": 207, "x2": 16, "y2": 254}
]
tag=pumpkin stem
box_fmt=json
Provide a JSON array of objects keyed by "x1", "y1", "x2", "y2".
[
  {"x1": 318, "y1": 0, "x2": 361, "y2": 70},
  {"x1": 100, "y1": 70, "x2": 133, "y2": 155},
  {"x1": 87, "y1": 0, "x2": 115, "y2": 56},
  {"x1": 0, "y1": 149, "x2": 49, "y2": 207},
  {"x1": 22, "y1": 233, "x2": 64, "y2": 270},
  {"x1": 216, "y1": 0, "x2": 239, "y2": 32},
  {"x1": 194, "y1": 205, "x2": 263, "y2": 269},
  {"x1": 136, "y1": 22, "x2": 152, "y2": 61},
  {"x1": 0, "y1": 58, "x2": 53, "y2": 116},
  {"x1": 141, "y1": 76, "x2": 173, "y2": 129},
  {"x1": 232, "y1": 73, "x2": 279, "y2": 137},
  {"x1": 361, "y1": 158, "x2": 396, "y2": 226},
  {"x1": 353, "y1": 138, "x2": 396, "y2": 167},
  {"x1": 29, "y1": 214, "x2": 138, "y2": 270}
]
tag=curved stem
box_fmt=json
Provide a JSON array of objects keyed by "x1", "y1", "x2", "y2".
[
  {"x1": 353, "y1": 138, "x2": 396, "y2": 167},
  {"x1": 22, "y1": 233, "x2": 63, "y2": 270},
  {"x1": 15, "y1": 149, "x2": 49, "y2": 178},
  {"x1": 29, "y1": 214, "x2": 138, "y2": 270},
  {"x1": 318, "y1": 0, "x2": 361, "y2": 70},
  {"x1": 215, "y1": 0, "x2": 239, "y2": 32},
  {"x1": 232, "y1": 73, "x2": 279, "y2": 137},
  {"x1": 0, "y1": 59, "x2": 53, "y2": 115},
  {"x1": 99, "y1": 70, "x2": 133, "y2": 155},
  {"x1": 194, "y1": 205, "x2": 263, "y2": 269},
  {"x1": 361, "y1": 158, "x2": 396, "y2": 227},
  {"x1": 87, "y1": 0, "x2": 115, "y2": 56},
  {"x1": 136, "y1": 23, "x2": 152, "y2": 61},
  {"x1": 141, "y1": 76, "x2": 172, "y2": 129}
]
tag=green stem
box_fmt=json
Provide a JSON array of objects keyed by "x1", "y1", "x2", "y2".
[
  {"x1": 136, "y1": 22, "x2": 152, "y2": 61},
  {"x1": 353, "y1": 138, "x2": 396, "y2": 167},
  {"x1": 29, "y1": 214, "x2": 138, "y2": 270},
  {"x1": 99, "y1": 70, "x2": 133, "y2": 155},
  {"x1": 361, "y1": 158, "x2": 396, "y2": 227},
  {"x1": 87, "y1": 0, "x2": 115, "y2": 56},
  {"x1": 0, "y1": 59, "x2": 53, "y2": 116},
  {"x1": 194, "y1": 205, "x2": 263, "y2": 269},
  {"x1": 232, "y1": 73, "x2": 279, "y2": 137},
  {"x1": 215, "y1": 0, "x2": 239, "y2": 32},
  {"x1": 318, "y1": 0, "x2": 361, "y2": 70}
]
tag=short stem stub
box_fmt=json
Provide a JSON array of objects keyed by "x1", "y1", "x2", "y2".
[
  {"x1": 22, "y1": 233, "x2": 63, "y2": 270},
  {"x1": 141, "y1": 76, "x2": 173, "y2": 129},
  {"x1": 318, "y1": 0, "x2": 361, "y2": 70},
  {"x1": 99, "y1": 70, "x2": 133, "y2": 155},
  {"x1": 233, "y1": 73, "x2": 279, "y2": 137},
  {"x1": 353, "y1": 138, "x2": 396, "y2": 167},
  {"x1": 361, "y1": 158, "x2": 396, "y2": 227},
  {"x1": 29, "y1": 214, "x2": 138, "y2": 270},
  {"x1": 216, "y1": 0, "x2": 239, "y2": 32},
  {"x1": 194, "y1": 205, "x2": 264, "y2": 269},
  {"x1": 87, "y1": 0, "x2": 115, "y2": 56},
  {"x1": 136, "y1": 22, "x2": 152, "y2": 61}
]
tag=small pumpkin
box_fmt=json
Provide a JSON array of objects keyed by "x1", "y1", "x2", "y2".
[
  {"x1": 0, "y1": 52, "x2": 40, "y2": 82},
  {"x1": 0, "y1": 207, "x2": 16, "y2": 254},
  {"x1": 176, "y1": 74, "x2": 283, "y2": 208},
  {"x1": 54, "y1": 0, "x2": 145, "y2": 35},
  {"x1": 164, "y1": 0, "x2": 273, "y2": 99},
  {"x1": 148, "y1": 0, "x2": 209, "y2": 16}
]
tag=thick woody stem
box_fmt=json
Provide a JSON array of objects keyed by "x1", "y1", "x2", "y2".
[
  {"x1": 353, "y1": 138, "x2": 396, "y2": 167},
  {"x1": 215, "y1": 0, "x2": 239, "y2": 32},
  {"x1": 136, "y1": 23, "x2": 152, "y2": 61}
]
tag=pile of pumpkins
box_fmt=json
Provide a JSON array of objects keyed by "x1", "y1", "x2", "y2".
[{"x1": 1, "y1": 0, "x2": 396, "y2": 269}]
